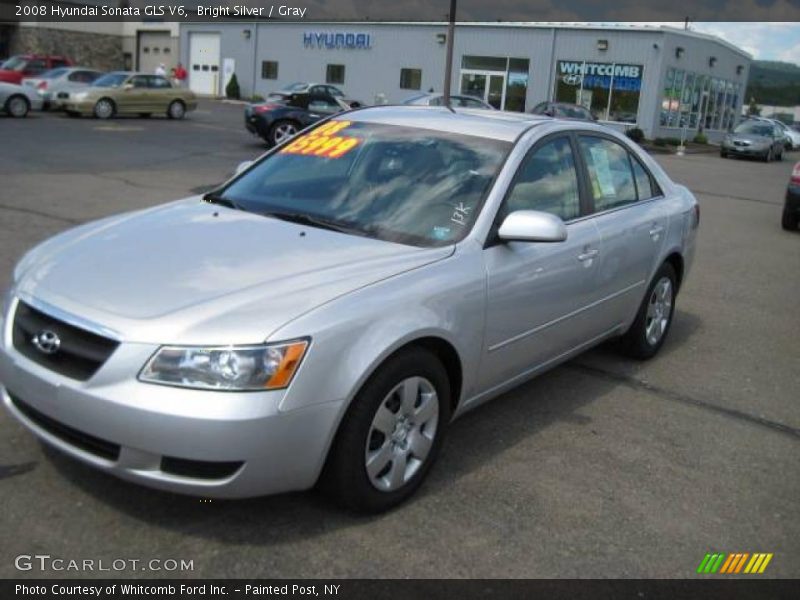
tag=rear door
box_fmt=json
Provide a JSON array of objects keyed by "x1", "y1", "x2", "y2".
[
  {"x1": 480, "y1": 134, "x2": 603, "y2": 390},
  {"x1": 574, "y1": 134, "x2": 669, "y2": 334},
  {"x1": 147, "y1": 75, "x2": 174, "y2": 111},
  {"x1": 122, "y1": 74, "x2": 149, "y2": 113}
]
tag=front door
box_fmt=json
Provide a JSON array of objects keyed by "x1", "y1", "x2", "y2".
[
  {"x1": 460, "y1": 71, "x2": 506, "y2": 109},
  {"x1": 480, "y1": 135, "x2": 603, "y2": 391}
]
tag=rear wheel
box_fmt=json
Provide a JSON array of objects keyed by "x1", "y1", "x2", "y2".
[
  {"x1": 764, "y1": 147, "x2": 773, "y2": 162},
  {"x1": 720, "y1": 150, "x2": 727, "y2": 158},
  {"x1": 93, "y1": 98, "x2": 115, "y2": 119},
  {"x1": 321, "y1": 347, "x2": 451, "y2": 513},
  {"x1": 782, "y1": 207, "x2": 799, "y2": 231},
  {"x1": 5, "y1": 95, "x2": 30, "y2": 118},
  {"x1": 167, "y1": 100, "x2": 185, "y2": 120},
  {"x1": 268, "y1": 120, "x2": 299, "y2": 146},
  {"x1": 619, "y1": 263, "x2": 677, "y2": 360}
]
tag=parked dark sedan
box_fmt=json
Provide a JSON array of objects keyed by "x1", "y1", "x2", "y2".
[
  {"x1": 531, "y1": 101, "x2": 596, "y2": 121},
  {"x1": 783, "y1": 161, "x2": 800, "y2": 230},
  {"x1": 245, "y1": 91, "x2": 361, "y2": 145}
]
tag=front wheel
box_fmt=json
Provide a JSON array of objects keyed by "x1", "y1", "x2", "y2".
[
  {"x1": 5, "y1": 95, "x2": 30, "y2": 118},
  {"x1": 619, "y1": 263, "x2": 677, "y2": 360},
  {"x1": 93, "y1": 98, "x2": 115, "y2": 119},
  {"x1": 764, "y1": 148, "x2": 773, "y2": 163},
  {"x1": 321, "y1": 347, "x2": 451, "y2": 513},
  {"x1": 720, "y1": 150, "x2": 727, "y2": 158}
]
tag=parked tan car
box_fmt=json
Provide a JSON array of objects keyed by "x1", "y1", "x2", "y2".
[{"x1": 63, "y1": 71, "x2": 197, "y2": 119}]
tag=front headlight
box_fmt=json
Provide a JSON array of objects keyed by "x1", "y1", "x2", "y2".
[{"x1": 139, "y1": 339, "x2": 309, "y2": 391}]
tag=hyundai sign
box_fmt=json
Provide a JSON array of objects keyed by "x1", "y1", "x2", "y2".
[
  {"x1": 558, "y1": 61, "x2": 643, "y2": 91},
  {"x1": 304, "y1": 32, "x2": 372, "y2": 50}
]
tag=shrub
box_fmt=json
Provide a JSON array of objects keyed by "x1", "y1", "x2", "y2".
[
  {"x1": 692, "y1": 133, "x2": 708, "y2": 144},
  {"x1": 626, "y1": 127, "x2": 645, "y2": 143},
  {"x1": 251, "y1": 94, "x2": 265, "y2": 103},
  {"x1": 225, "y1": 73, "x2": 241, "y2": 100},
  {"x1": 653, "y1": 137, "x2": 668, "y2": 147},
  {"x1": 665, "y1": 137, "x2": 682, "y2": 146}
]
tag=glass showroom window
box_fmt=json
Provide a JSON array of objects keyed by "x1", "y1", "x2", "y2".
[
  {"x1": 553, "y1": 61, "x2": 643, "y2": 123},
  {"x1": 400, "y1": 68, "x2": 422, "y2": 90},
  {"x1": 660, "y1": 67, "x2": 686, "y2": 127},
  {"x1": 505, "y1": 58, "x2": 530, "y2": 113},
  {"x1": 679, "y1": 72, "x2": 695, "y2": 129}
]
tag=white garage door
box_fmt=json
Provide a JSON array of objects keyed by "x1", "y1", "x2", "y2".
[{"x1": 189, "y1": 32, "x2": 221, "y2": 96}]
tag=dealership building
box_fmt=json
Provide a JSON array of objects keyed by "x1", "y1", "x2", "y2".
[{"x1": 178, "y1": 21, "x2": 751, "y2": 141}]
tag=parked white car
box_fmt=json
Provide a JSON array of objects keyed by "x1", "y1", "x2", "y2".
[
  {"x1": 22, "y1": 67, "x2": 104, "y2": 110},
  {"x1": 0, "y1": 81, "x2": 43, "y2": 117}
]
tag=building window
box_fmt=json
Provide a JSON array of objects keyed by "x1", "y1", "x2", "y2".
[
  {"x1": 400, "y1": 68, "x2": 422, "y2": 90},
  {"x1": 261, "y1": 60, "x2": 278, "y2": 79},
  {"x1": 554, "y1": 60, "x2": 643, "y2": 123},
  {"x1": 458, "y1": 55, "x2": 530, "y2": 112},
  {"x1": 661, "y1": 67, "x2": 739, "y2": 131},
  {"x1": 326, "y1": 64, "x2": 345, "y2": 84}
]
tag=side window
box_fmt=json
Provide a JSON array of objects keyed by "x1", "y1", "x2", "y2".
[
  {"x1": 150, "y1": 76, "x2": 172, "y2": 89},
  {"x1": 308, "y1": 95, "x2": 341, "y2": 114},
  {"x1": 630, "y1": 157, "x2": 656, "y2": 200},
  {"x1": 579, "y1": 136, "x2": 637, "y2": 212},
  {"x1": 26, "y1": 59, "x2": 46, "y2": 74},
  {"x1": 130, "y1": 75, "x2": 148, "y2": 88},
  {"x1": 503, "y1": 137, "x2": 581, "y2": 221}
]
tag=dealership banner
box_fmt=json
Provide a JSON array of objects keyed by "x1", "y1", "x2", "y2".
[
  {"x1": 2, "y1": 0, "x2": 800, "y2": 22},
  {"x1": 3, "y1": 580, "x2": 800, "y2": 599}
]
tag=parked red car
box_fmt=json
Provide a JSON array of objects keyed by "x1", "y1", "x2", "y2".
[{"x1": 0, "y1": 55, "x2": 72, "y2": 85}]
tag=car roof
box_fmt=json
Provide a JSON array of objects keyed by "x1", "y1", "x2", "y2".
[{"x1": 346, "y1": 105, "x2": 552, "y2": 142}]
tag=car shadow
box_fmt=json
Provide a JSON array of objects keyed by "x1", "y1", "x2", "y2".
[{"x1": 41, "y1": 309, "x2": 703, "y2": 545}]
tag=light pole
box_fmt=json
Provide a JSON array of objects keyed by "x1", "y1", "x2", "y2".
[{"x1": 442, "y1": 0, "x2": 457, "y2": 108}]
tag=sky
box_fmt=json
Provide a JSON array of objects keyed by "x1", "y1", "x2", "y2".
[{"x1": 688, "y1": 22, "x2": 800, "y2": 64}]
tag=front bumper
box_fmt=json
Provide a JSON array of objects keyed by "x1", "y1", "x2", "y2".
[
  {"x1": 62, "y1": 99, "x2": 94, "y2": 115},
  {"x1": 721, "y1": 141, "x2": 769, "y2": 157},
  {"x1": 0, "y1": 296, "x2": 342, "y2": 498}
]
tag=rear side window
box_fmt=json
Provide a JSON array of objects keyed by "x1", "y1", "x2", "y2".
[
  {"x1": 503, "y1": 136, "x2": 581, "y2": 221},
  {"x1": 579, "y1": 136, "x2": 637, "y2": 212},
  {"x1": 631, "y1": 157, "x2": 657, "y2": 200}
]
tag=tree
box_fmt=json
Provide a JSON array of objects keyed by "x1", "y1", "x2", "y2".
[
  {"x1": 747, "y1": 96, "x2": 761, "y2": 116},
  {"x1": 225, "y1": 73, "x2": 241, "y2": 100}
]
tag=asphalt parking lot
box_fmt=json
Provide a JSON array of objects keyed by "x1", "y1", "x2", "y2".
[{"x1": 0, "y1": 101, "x2": 798, "y2": 579}]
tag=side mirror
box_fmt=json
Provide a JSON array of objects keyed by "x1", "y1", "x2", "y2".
[
  {"x1": 235, "y1": 160, "x2": 253, "y2": 175},
  {"x1": 498, "y1": 210, "x2": 567, "y2": 243}
]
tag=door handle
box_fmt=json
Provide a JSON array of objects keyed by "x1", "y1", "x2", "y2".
[
  {"x1": 649, "y1": 225, "x2": 664, "y2": 238},
  {"x1": 577, "y1": 249, "x2": 599, "y2": 262}
]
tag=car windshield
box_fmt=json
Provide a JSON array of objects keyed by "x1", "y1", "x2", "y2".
[
  {"x1": 2, "y1": 56, "x2": 27, "y2": 71},
  {"x1": 92, "y1": 73, "x2": 129, "y2": 88},
  {"x1": 39, "y1": 68, "x2": 69, "y2": 79},
  {"x1": 734, "y1": 122, "x2": 773, "y2": 136},
  {"x1": 218, "y1": 120, "x2": 511, "y2": 247},
  {"x1": 402, "y1": 94, "x2": 429, "y2": 104},
  {"x1": 282, "y1": 82, "x2": 309, "y2": 92}
]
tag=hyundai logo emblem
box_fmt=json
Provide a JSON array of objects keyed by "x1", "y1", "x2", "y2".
[
  {"x1": 32, "y1": 330, "x2": 61, "y2": 355},
  {"x1": 562, "y1": 73, "x2": 583, "y2": 86}
]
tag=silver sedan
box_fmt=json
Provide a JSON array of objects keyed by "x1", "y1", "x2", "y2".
[
  {"x1": 22, "y1": 67, "x2": 105, "y2": 110},
  {"x1": 1, "y1": 107, "x2": 698, "y2": 512},
  {"x1": 0, "y1": 81, "x2": 43, "y2": 117}
]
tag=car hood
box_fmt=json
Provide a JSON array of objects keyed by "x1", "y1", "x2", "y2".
[
  {"x1": 13, "y1": 199, "x2": 453, "y2": 345},
  {"x1": 729, "y1": 135, "x2": 771, "y2": 145}
]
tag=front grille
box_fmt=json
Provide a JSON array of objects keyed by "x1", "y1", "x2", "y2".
[
  {"x1": 12, "y1": 302, "x2": 119, "y2": 381},
  {"x1": 9, "y1": 393, "x2": 121, "y2": 460},
  {"x1": 161, "y1": 456, "x2": 244, "y2": 480}
]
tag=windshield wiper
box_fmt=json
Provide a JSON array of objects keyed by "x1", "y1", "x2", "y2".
[
  {"x1": 262, "y1": 211, "x2": 369, "y2": 236},
  {"x1": 202, "y1": 192, "x2": 242, "y2": 210}
]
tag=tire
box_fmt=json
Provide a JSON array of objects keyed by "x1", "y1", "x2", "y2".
[
  {"x1": 782, "y1": 207, "x2": 799, "y2": 231},
  {"x1": 268, "y1": 119, "x2": 299, "y2": 146},
  {"x1": 720, "y1": 150, "x2": 727, "y2": 158},
  {"x1": 321, "y1": 347, "x2": 452, "y2": 513},
  {"x1": 5, "y1": 94, "x2": 30, "y2": 118},
  {"x1": 777, "y1": 147, "x2": 784, "y2": 161},
  {"x1": 619, "y1": 263, "x2": 678, "y2": 360},
  {"x1": 167, "y1": 100, "x2": 185, "y2": 120},
  {"x1": 93, "y1": 98, "x2": 115, "y2": 119},
  {"x1": 763, "y1": 148, "x2": 773, "y2": 163}
]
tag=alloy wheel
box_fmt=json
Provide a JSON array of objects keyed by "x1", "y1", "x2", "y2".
[
  {"x1": 273, "y1": 123, "x2": 297, "y2": 144},
  {"x1": 645, "y1": 277, "x2": 673, "y2": 346},
  {"x1": 169, "y1": 101, "x2": 185, "y2": 119},
  {"x1": 364, "y1": 376, "x2": 439, "y2": 492},
  {"x1": 95, "y1": 99, "x2": 113, "y2": 119}
]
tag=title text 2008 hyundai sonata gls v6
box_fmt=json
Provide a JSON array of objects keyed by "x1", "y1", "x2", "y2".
[{"x1": 1, "y1": 107, "x2": 698, "y2": 512}]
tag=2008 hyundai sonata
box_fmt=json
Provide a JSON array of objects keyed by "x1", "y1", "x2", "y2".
[{"x1": 1, "y1": 107, "x2": 698, "y2": 512}]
